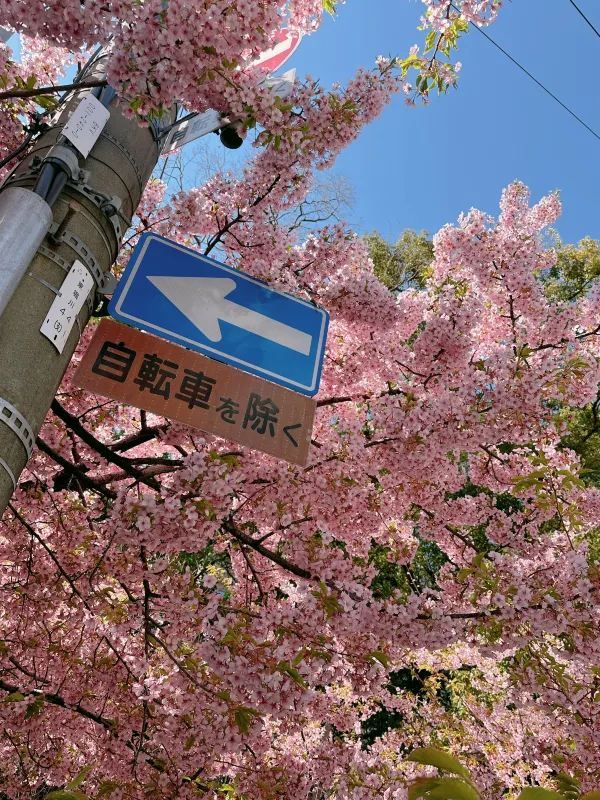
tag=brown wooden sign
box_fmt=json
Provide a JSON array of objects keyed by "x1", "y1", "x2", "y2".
[{"x1": 73, "y1": 319, "x2": 315, "y2": 465}]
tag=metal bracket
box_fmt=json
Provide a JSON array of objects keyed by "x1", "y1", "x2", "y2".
[
  {"x1": 68, "y1": 180, "x2": 127, "y2": 240},
  {"x1": 5, "y1": 161, "x2": 122, "y2": 296},
  {"x1": 41, "y1": 233, "x2": 116, "y2": 296},
  {"x1": 27, "y1": 273, "x2": 62, "y2": 295},
  {"x1": 49, "y1": 229, "x2": 103, "y2": 286},
  {"x1": 0, "y1": 398, "x2": 35, "y2": 459},
  {"x1": 98, "y1": 271, "x2": 118, "y2": 295},
  {"x1": 4, "y1": 168, "x2": 129, "y2": 242},
  {"x1": 10, "y1": 130, "x2": 144, "y2": 193},
  {"x1": 38, "y1": 243, "x2": 71, "y2": 275},
  {"x1": 28, "y1": 252, "x2": 86, "y2": 337}
]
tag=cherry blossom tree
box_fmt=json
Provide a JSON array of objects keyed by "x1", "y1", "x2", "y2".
[{"x1": 0, "y1": 1, "x2": 599, "y2": 798}]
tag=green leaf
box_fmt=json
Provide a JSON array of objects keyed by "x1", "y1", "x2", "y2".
[
  {"x1": 129, "y1": 96, "x2": 144, "y2": 113},
  {"x1": 275, "y1": 661, "x2": 308, "y2": 688},
  {"x1": 428, "y1": 778, "x2": 479, "y2": 800},
  {"x1": 24, "y1": 694, "x2": 45, "y2": 719},
  {"x1": 311, "y1": 582, "x2": 342, "y2": 618},
  {"x1": 516, "y1": 790, "x2": 565, "y2": 800},
  {"x1": 34, "y1": 95, "x2": 58, "y2": 111},
  {"x1": 97, "y1": 781, "x2": 120, "y2": 799},
  {"x1": 2, "y1": 691, "x2": 26, "y2": 702},
  {"x1": 424, "y1": 30, "x2": 437, "y2": 53},
  {"x1": 407, "y1": 748, "x2": 471, "y2": 780},
  {"x1": 322, "y1": 0, "x2": 337, "y2": 15},
  {"x1": 580, "y1": 794, "x2": 600, "y2": 800},
  {"x1": 553, "y1": 772, "x2": 580, "y2": 799},
  {"x1": 409, "y1": 778, "x2": 442, "y2": 800},
  {"x1": 368, "y1": 650, "x2": 391, "y2": 668},
  {"x1": 66, "y1": 764, "x2": 92, "y2": 790},
  {"x1": 233, "y1": 705, "x2": 262, "y2": 735},
  {"x1": 45, "y1": 791, "x2": 88, "y2": 800}
]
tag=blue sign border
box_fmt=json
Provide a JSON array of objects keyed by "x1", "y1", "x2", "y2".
[{"x1": 108, "y1": 233, "x2": 329, "y2": 396}]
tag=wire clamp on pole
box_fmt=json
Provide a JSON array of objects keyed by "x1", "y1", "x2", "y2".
[
  {"x1": 26, "y1": 273, "x2": 62, "y2": 295},
  {"x1": 0, "y1": 398, "x2": 35, "y2": 459},
  {"x1": 47, "y1": 228, "x2": 116, "y2": 296}
]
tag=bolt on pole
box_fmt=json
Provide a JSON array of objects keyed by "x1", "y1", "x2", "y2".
[{"x1": 0, "y1": 56, "x2": 175, "y2": 514}]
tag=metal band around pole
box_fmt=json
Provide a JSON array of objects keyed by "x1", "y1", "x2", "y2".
[{"x1": 0, "y1": 397, "x2": 35, "y2": 458}]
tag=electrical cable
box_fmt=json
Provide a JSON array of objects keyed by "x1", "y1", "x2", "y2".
[
  {"x1": 43, "y1": 171, "x2": 68, "y2": 206},
  {"x1": 78, "y1": 44, "x2": 106, "y2": 81},
  {"x1": 33, "y1": 161, "x2": 56, "y2": 199},
  {"x1": 32, "y1": 49, "x2": 114, "y2": 204},
  {"x1": 567, "y1": 0, "x2": 600, "y2": 39},
  {"x1": 459, "y1": 11, "x2": 600, "y2": 142}
]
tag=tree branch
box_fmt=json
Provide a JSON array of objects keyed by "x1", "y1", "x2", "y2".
[
  {"x1": 0, "y1": 79, "x2": 107, "y2": 102},
  {"x1": 36, "y1": 437, "x2": 116, "y2": 499},
  {"x1": 110, "y1": 423, "x2": 169, "y2": 453},
  {"x1": 222, "y1": 516, "x2": 312, "y2": 581},
  {"x1": 51, "y1": 400, "x2": 161, "y2": 491},
  {"x1": 0, "y1": 678, "x2": 115, "y2": 734}
]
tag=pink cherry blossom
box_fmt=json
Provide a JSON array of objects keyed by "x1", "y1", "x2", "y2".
[{"x1": 1, "y1": 2, "x2": 599, "y2": 798}]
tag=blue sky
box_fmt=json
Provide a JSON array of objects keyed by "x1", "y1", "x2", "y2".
[
  {"x1": 285, "y1": 0, "x2": 600, "y2": 244},
  {"x1": 174, "y1": 0, "x2": 599, "y2": 245}
]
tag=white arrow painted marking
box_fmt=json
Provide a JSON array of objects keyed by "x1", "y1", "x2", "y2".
[{"x1": 147, "y1": 275, "x2": 312, "y2": 356}]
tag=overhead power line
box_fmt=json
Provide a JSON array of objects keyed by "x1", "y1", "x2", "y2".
[
  {"x1": 465, "y1": 16, "x2": 600, "y2": 143},
  {"x1": 567, "y1": 0, "x2": 600, "y2": 40}
]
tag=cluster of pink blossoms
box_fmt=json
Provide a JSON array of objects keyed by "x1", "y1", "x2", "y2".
[
  {"x1": 0, "y1": 35, "x2": 73, "y2": 179},
  {"x1": 0, "y1": 0, "x2": 326, "y2": 121},
  {"x1": 0, "y1": 2, "x2": 599, "y2": 798},
  {"x1": 0, "y1": 170, "x2": 598, "y2": 797},
  {"x1": 0, "y1": 41, "x2": 24, "y2": 171},
  {"x1": 420, "y1": 0, "x2": 502, "y2": 31}
]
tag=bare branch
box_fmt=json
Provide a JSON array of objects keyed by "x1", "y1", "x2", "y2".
[{"x1": 0, "y1": 79, "x2": 107, "y2": 101}]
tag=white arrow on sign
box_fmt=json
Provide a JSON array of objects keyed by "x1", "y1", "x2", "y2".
[{"x1": 147, "y1": 275, "x2": 312, "y2": 356}]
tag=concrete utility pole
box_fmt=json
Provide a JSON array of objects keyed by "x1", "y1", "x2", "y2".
[{"x1": 0, "y1": 55, "x2": 174, "y2": 514}]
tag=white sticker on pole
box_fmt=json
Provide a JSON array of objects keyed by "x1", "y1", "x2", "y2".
[
  {"x1": 40, "y1": 260, "x2": 94, "y2": 353},
  {"x1": 61, "y1": 95, "x2": 110, "y2": 158}
]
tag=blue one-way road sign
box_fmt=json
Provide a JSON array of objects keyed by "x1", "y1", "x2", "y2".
[{"x1": 108, "y1": 233, "x2": 329, "y2": 396}]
